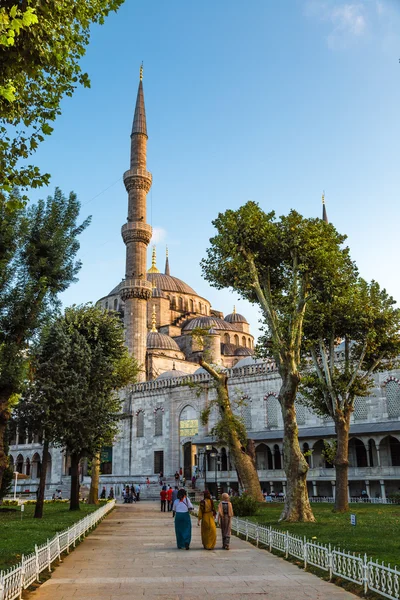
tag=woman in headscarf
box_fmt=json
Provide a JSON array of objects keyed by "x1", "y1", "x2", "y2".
[
  {"x1": 197, "y1": 490, "x2": 217, "y2": 550},
  {"x1": 172, "y1": 488, "x2": 193, "y2": 549},
  {"x1": 217, "y1": 493, "x2": 234, "y2": 550}
]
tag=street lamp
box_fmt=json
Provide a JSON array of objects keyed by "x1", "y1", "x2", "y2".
[{"x1": 209, "y1": 451, "x2": 218, "y2": 499}]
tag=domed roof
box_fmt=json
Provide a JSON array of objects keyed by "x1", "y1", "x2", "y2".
[
  {"x1": 147, "y1": 273, "x2": 197, "y2": 295},
  {"x1": 225, "y1": 312, "x2": 248, "y2": 324},
  {"x1": 108, "y1": 282, "x2": 121, "y2": 296},
  {"x1": 183, "y1": 316, "x2": 239, "y2": 332},
  {"x1": 156, "y1": 369, "x2": 187, "y2": 380},
  {"x1": 233, "y1": 356, "x2": 265, "y2": 368},
  {"x1": 234, "y1": 347, "x2": 254, "y2": 356},
  {"x1": 152, "y1": 286, "x2": 167, "y2": 299},
  {"x1": 147, "y1": 331, "x2": 181, "y2": 352},
  {"x1": 221, "y1": 343, "x2": 238, "y2": 356}
]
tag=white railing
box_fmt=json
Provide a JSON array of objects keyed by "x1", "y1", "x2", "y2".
[
  {"x1": 193, "y1": 508, "x2": 400, "y2": 600},
  {"x1": 0, "y1": 500, "x2": 115, "y2": 600}
]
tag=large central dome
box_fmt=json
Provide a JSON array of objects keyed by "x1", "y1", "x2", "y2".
[{"x1": 147, "y1": 272, "x2": 197, "y2": 295}]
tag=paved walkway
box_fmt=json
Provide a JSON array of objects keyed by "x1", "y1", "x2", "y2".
[{"x1": 31, "y1": 502, "x2": 359, "y2": 600}]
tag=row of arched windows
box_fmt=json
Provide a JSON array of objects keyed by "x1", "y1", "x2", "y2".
[
  {"x1": 170, "y1": 296, "x2": 209, "y2": 315},
  {"x1": 136, "y1": 408, "x2": 164, "y2": 438},
  {"x1": 223, "y1": 333, "x2": 253, "y2": 348}
]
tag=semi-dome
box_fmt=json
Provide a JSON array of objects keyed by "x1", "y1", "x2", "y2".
[
  {"x1": 225, "y1": 312, "x2": 248, "y2": 324},
  {"x1": 234, "y1": 347, "x2": 254, "y2": 356},
  {"x1": 221, "y1": 343, "x2": 238, "y2": 356},
  {"x1": 147, "y1": 272, "x2": 197, "y2": 295},
  {"x1": 152, "y1": 287, "x2": 167, "y2": 299},
  {"x1": 183, "y1": 316, "x2": 239, "y2": 332},
  {"x1": 156, "y1": 369, "x2": 187, "y2": 380},
  {"x1": 147, "y1": 331, "x2": 181, "y2": 352},
  {"x1": 233, "y1": 356, "x2": 265, "y2": 368}
]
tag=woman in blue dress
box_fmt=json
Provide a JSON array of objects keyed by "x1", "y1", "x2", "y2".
[{"x1": 172, "y1": 488, "x2": 193, "y2": 549}]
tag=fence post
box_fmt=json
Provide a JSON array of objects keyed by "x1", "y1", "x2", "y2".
[
  {"x1": 47, "y1": 539, "x2": 51, "y2": 572},
  {"x1": 304, "y1": 539, "x2": 308, "y2": 570},
  {"x1": 67, "y1": 528, "x2": 70, "y2": 554},
  {"x1": 0, "y1": 572, "x2": 4, "y2": 600},
  {"x1": 285, "y1": 531, "x2": 289, "y2": 559},
  {"x1": 328, "y1": 544, "x2": 332, "y2": 581},
  {"x1": 245, "y1": 520, "x2": 249, "y2": 541},
  {"x1": 35, "y1": 544, "x2": 40, "y2": 582},
  {"x1": 57, "y1": 533, "x2": 62, "y2": 562},
  {"x1": 269, "y1": 526, "x2": 272, "y2": 552},
  {"x1": 20, "y1": 555, "x2": 25, "y2": 599},
  {"x1": 256, "y1": 525, "x2": 259, "y2": 547},
  {"x1": 73, "y1": 524, "x2": 76, "y2": 548},
  {"x1": 363, "y1": 554, "x2": 368, "y2": 595}
]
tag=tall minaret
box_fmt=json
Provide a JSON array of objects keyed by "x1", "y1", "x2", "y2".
[{"x1": 120, "y1": 65, "x2": 152, "y2": 380}]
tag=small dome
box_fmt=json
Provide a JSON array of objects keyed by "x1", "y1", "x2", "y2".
[
  {"x1": 147, "y1": 331, "x2": 181, "y2": 352},
  {"x1": 183, "y1": 316, "x2": 239, "y2": 332},
  {"x1": 225, "y1": 312, "x2": 248, "y2": 324},
  {"x1": 234, "y1": 347, "x2": 254, "y2": 356},
  {"x1": 221, "y1": 343, "x2": 238, "y2": 356},
  {"x1": 194, "y1": 365, "x2": 226, "y2": 375},
  {"x1": 156, "y1": 369, "x2": 187, "y2": 380},
  {"x1": 207, "y1": 327, "x2": 219, "y2": 336},
  {"x1": 233, "y1": 356, "x2": 265, "y2": 368}
]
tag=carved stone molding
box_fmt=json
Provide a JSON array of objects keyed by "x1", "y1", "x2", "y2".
[
  {"x1": 123, "y1": 169, "x2": 152, "y2": 193},
  {"x1": 120, "y1": 278, "x2": 152, "y2": 301}
]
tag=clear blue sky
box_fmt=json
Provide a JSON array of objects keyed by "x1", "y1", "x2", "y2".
[{"x1": 31, "y1": 0, "x2": 400, "y2": 339}]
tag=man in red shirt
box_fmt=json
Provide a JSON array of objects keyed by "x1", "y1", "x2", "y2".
[
  {"x1": 160, "y1": 486, "x2": 167, "y2": 512},
  {"x1": 166, "y1": 486, "x2": 173, "y2": 511}
]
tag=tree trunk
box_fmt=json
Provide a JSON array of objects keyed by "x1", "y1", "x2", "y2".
[
  {"x1": 334, "y1": 409, "x2": 351, "y2": 513},
  {"x1": 216, "y1": 377, "x2": 263, "y2": 501},
  {"x1": 0, "y1": 389, "x2": 12, "y2": 493},
  {"x1": 34, "y1": 439, "x2": 49, "y2": 519},
  {"x1": 279, "y1": 372, "x2": 315, "y2": 522},
  {"x1": 69, "y1": 452, "x2": 80, "y2": 511},
  {"x1": 88, "y1": 452, "x2": 100, "y2": 505}
]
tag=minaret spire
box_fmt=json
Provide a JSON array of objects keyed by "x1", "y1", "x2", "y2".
[
  {"x1": 120, "y1": 66, "x2": 153, "y2": 380},
  {"x1": 322, "y1": 191, "x2": 328, "y2": 224},
  {"x1": 147, "y1": 246, "x2": 160, "y2": 273},
  {"x1": 165, "y1": 246, "x2": 170, "y2": 276}
]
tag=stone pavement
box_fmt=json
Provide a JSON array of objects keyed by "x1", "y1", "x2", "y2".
[{"x1": 31, "y1": 502, "x2": 359, "y2": 600}]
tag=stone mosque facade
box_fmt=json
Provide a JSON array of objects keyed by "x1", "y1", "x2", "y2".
[{"x1": 9, "y1": 71, "x2": 400, "y2": 501}]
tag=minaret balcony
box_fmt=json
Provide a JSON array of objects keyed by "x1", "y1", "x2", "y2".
[
  {"x1": 120, "y1": 278, "x2": 153, "y2": 301},
  {"x1": 121, "y1": 222, "x2": 152, "y2": 245},
  {"x1": 123, "y1": 168, "x2": 152, "y2": 193}
]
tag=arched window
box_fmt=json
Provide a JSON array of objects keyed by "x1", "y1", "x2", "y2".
[
  {"x1": 265, "y1": 394, "x2": 280, "y2": 428},
  {"x1": 386, "y1": 380, "x2": 400, "y2": 418},
  {"x1": 113, "y1": 298, "x2": 118, "y2": 311},
  {"x1": 190, "y1": 299, "x2": 194, "y2": 312},
  {"x1": 199, "y1": 302, "x2": 203, "y2": 314},
  {"x1": 224, "y1": 333, "x2": 230, "y2": 344},
  {"x1": 354, "y1": 397, "x2": 368, "y2": 420},
  {"x1": 179, "y1": 297, "x2": 183, "y2": 310},
  {"x1": 220, "y1": 447, "x2": 228, "y2": 470},
  {"x1": 240, "y1": 395, "x2": 252, "y2": 430},
  {"x1": 155, "y1": 408, "x2": 163, "y2": 436},
  {"x1": 242, "y1": 336, "x2": 246, "y2": 347},
  {"x1": 136, "y1": 411, "x2": 144, "y2": 438},
  {"x1": 32, "y1": 452, "x2": 41, "y2": 479},
  {"x1": 179, "y1": 405, "x2": 198, "y2": 438},
  {"x1": 273, "y1": 445, "x2": 282, "y2": 469},
  {"x1": 16, "y1": 454, "x2": 23, "y2": 474},
  {"x1": 25, "y1": 457, "x2": 30, "y2": 477},
  {"x1": 234, "y1": 334, "x2": 239, "y2": 346},
  {"x1": 295, "y1": 400, "x2": 306, "y2": 425},
  {"x1": 303, "y1": 442, "x2": 310, "y2": 465},
  {"x1": 256, "y1": 443, "x2": 273, "y2": 470}
]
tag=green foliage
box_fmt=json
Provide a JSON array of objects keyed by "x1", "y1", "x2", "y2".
[
  {"x1": 231, "y1": 493, "x2": 260, "y2": 517},
  {"x1": 0, "y1": 0, "x2": 124, "y2": 204},
  {"x1": 388, "y1": 492, "x2": 400, "y2": 504},
  {"x1": 20, "y1": 304, "x2": 139, "y2": 459},
  {"x1": 321, "y1": 440, "x2": 337, "y2": 466}
]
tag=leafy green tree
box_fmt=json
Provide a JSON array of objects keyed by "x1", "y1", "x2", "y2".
[
  {"x1": 201, "y1": 202, "x2": 354, "y2": 522},
  {"x1": 26, "y1": 305, "x2": 139, "y2": 510},
  {"x1": 0, "y1": 0, "x2": 124, "y2": 206},
  {"x1": 0, "y1": 188, "x2": 90, "y2": 493},
  {"x1": 301, "y1": 278, "x2": 400, "y2": 512}
]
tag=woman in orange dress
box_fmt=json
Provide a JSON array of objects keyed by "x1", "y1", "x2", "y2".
[{"x1": 197, "y1": 490, "x2": 217, "y2": 550}]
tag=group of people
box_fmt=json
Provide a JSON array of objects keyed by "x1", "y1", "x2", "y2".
[
  {"x1": 100, "y1": 486, "x2": 114, "y2": 500},
  {"x1": 172, "y1": 489, "x2": 234, "y2": 551},
  {"x1": 160, "y1": 485, "x2": 176, "y2": 511},
  {"x1": 122, "y1": 484, "x2": 141, "y2": 503}
]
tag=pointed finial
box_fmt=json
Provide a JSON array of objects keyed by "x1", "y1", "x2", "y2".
[
  {"x1": 233, "y1": 305, "x2": 236, "y2": 314},
  {"x1": 140, "y1": 62, "x2": 143, "y2": 82},
  {"x1": 322, "y1": 191, "x2": 329, "y2": 224},
  {"x1": 322, "y1": 190, "x2": 325, "y2": 205},
  {"x1": 147, "y1": 245, "x2": 160, "y2": 273},
  {"x1": 165, "y1": 245, "x2": 170, "y2": 276},
  {"x1": 166, "y1": 245, "x2": 169, "y2": 257},
  {"x1": 151, "y1": 305, "x2": 157, "y2": 332}
]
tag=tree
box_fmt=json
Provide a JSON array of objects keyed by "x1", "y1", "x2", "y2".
[
  {"x1": 301, "y1": 278, "x2": 400, "y2": 512},
  {"x1": 26, "y1": 305, "x2": 139, "y2": 511},
  {"x1": 0, "y1": 188, "x2": 90, "y2": 493},
  {"x1": 193, "y1": 329, "x2": 263, "y2": 501},
  {"x1": 0, "y1": 0, "x2": 124, "y2": 206},
  {"x1": 201, "y1": 202, "x2": 354, "y2": 522}
]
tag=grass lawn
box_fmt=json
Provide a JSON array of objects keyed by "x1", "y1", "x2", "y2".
[
  {"x1": 0, "y1": 502, "x2": 103, "y2": 571},
  {"x1": 247, "y1": 502, "x2": 400, "y2": 566}
]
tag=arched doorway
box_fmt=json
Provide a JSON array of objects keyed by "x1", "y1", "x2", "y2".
[
  {"x1": 349, "y1": 438, "x2": 368, "y2": 467},
  {"x1": 16, "y1": 454, "x2": 23, "y2": 474},
  {"x1": 273, "y1": 445, "x2": 281, "y2": 470},
  {"x1": 179, "y1": 406, "x2": 198, "y2": 480},
  {"x1": 256, "y1": 443, "x2": 273, "y2": 470},
  {"x1": 220, "y1": 447, "x2": 228, "y2": 471}
]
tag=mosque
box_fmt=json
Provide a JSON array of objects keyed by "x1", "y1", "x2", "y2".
[{"x1": 8, "y1": 69, "x2": 400, "y2": 501}]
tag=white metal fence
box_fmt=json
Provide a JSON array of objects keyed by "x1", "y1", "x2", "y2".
[
  {"x1": 193, "y1": 502, "x2": 399, "y2": 600},
  {"x1": 210, "y1": 512, "x2": 400, "y2": 600},
  {"x1": 0, "y1": 500, "x2": 115, "y2": 600}
]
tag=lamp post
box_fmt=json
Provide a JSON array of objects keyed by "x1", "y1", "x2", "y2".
[{"x1": 209, "y1": 451, "x2": 218, "y2": 499}]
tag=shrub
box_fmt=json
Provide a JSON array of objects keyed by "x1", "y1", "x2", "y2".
[
  {"x1": 230, "y1": 493, "x2": 260, "y2": 517},
  {"x1": 2, "y1": 499, "x2": 18, "y2": 506},
  {"x1": 388, "y1": 492, "x2": 400, "y2": 504}
]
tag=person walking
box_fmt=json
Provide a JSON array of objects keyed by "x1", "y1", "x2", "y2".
[
  {"x1": 172, "y1": 488, "x2": 193, "y2": 550},
  {"x1": 191, "y1": 474, "x2": 196, "y2": 489},
  {"x1": 160, "y1": 486, "x2": 167, "y2": 512},
  {"x1": 172, "y1": 486, "x2": 179, "y2": 504},
  {"x1": 174, "y1": 471, "x2": 180, "y2": 486},
  {"x1": 197, "y1": 490, "x2": 217, "y2": 550},
  {"x1": 217, "y1": 492, "x2": 234, "y2": 550},
  {"x1": 167, "y1": 485, "x2": 173, "y2": 511},
  {"x1": 135, "y1": 483, "x2": 141, "y2": 501}
]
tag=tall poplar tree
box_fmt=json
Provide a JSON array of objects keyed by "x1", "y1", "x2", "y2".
[{"x1": 201, "y1": 202, "x2": 354, "y2": 522}]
